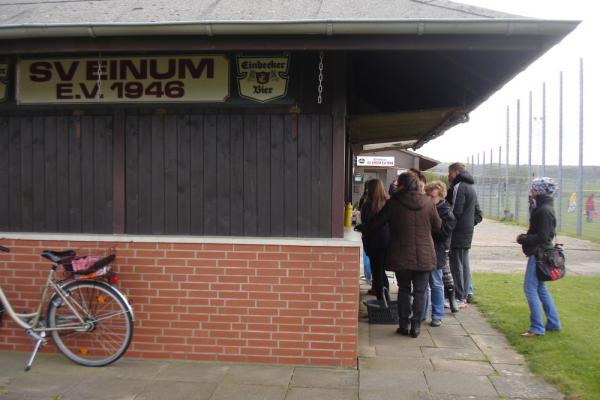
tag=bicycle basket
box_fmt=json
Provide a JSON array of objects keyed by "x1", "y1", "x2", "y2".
[{"x1": 62, "y1": 248, "x2": 116, "y2": 276}]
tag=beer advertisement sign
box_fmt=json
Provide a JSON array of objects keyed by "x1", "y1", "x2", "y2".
[
  {"x1": 17, "y1": 55, "x2": 229, "y2": 104},
  {"x1": 236, "y1": 55, "x2": 290, "y2": 103}
]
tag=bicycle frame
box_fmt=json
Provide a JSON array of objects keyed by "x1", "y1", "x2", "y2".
[{"x1": 0, "y1": 266, "x2": 87, "y2": 332}]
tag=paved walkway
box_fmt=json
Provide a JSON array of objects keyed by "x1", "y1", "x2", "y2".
[
  {"x1": 0, "y1": 304, "x2": 565, "y2": 400},
  {"x1": 2, "y1": 219, "x2": 597, "y2": 399}
]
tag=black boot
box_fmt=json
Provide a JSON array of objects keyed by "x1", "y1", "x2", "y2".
[
  {"x1": 410, "y1": 319, "x2": 421, "y2": 338},
  {"x1": 397, "y1": 318, "x2": 410, "y2": 336},
  {"x1": 448, "y1": 287, "x2": 459, "y2": 313}
]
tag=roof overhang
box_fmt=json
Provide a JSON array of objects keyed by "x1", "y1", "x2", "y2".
[
  {"x1": 350, "y1": 107, "x2": 469, "y2": 150},
  {"x1": 0, "y1": 17, "x2": 580, "y2": 152}
]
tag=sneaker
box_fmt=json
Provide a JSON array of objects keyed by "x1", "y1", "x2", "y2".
[
  {"x1": 466, "y1": 294, "x2": 474, "y2": 303},
  {"x1": 430, "y1": 319, "x2": 442, "y2": 327},
  {"x1": 444, "y1": 300, "x2": 450, "y2": 309}
]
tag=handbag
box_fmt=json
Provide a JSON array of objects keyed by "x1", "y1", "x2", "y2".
[{"x1": 535, "y1": 242, "x2": 566, "y2": 281}]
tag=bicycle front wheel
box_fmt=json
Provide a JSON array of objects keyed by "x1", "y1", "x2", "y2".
[{"x1": 46, "y1": 280, "x2": 133, "y2": 367}]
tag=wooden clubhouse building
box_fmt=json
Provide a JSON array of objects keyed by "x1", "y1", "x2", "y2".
[{"x1": 0, "y1": 0, "x2": 577, "y2": 367}]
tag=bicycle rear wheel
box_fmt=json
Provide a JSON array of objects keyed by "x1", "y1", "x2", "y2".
[{"x1": 46, "y1": 280, "x2": 133, "y2": 367}]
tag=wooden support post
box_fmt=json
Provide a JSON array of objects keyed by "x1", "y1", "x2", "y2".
[{"x1": 330, "y1": 52, "x2": 347, "y2": 238}]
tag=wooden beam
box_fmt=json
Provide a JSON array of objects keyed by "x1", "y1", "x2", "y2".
[
  {"x1": 330, "y1": 52, "x2": 347, "y2": 238},
  {"x1": 112, "y1": 109, "x2": 125, "y2": 234}
]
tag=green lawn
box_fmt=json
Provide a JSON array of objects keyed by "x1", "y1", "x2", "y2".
[{"x1": 473, "y1": 273, "x2": 600, "y2": 400}]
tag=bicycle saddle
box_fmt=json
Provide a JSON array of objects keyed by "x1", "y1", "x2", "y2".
[{"x1": 41, "y1": 250, "x2": 76, "y2": 264}]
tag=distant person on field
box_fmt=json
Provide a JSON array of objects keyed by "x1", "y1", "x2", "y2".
[
  {"x1": 516, "y1": 177, "x2": 561, "y2": 337},
  {"x1": 585, "y1": 194, "x2": 596, "y2": 222},
  {"x1": 446, "y1": 162, "x2": 482, "y2": 306},
  {"x1": 567, "y1": 192, "x2": 576, "y2": 213}
]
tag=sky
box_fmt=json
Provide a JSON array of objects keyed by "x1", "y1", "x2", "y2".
[{"x1": 419, "y1": 0, "x2": 599, "y2": 166}]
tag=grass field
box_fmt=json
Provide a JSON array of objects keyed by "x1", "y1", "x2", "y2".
[{"x1": 473, "y1": 272, "x2": 600, "y2": 400}]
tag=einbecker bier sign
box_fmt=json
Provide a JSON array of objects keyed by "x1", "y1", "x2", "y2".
[{"x1": 17, "y1": 55, "x2": 229, "y2": 104}]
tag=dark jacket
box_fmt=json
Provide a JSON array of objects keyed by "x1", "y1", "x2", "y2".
[
  {"x1": 446, "y1": 171, "x2": 482, "y2": 249},
  {"x1": 363, "y1": 189, "x2": 442, "y2": 272},
  {"x1": 517, "y1": 194, "x2": 556, "y2": 256},
  {"x1": 360, "y1": 201, "x2": 390, "y2": 253},
  {"x1": 432, "y1": 199, "x2": 457, "y2": 266}
]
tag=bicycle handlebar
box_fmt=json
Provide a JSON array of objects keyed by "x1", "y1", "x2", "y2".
[{"x1": 0, "y1": 245, "x2": 9, "y2": 252}]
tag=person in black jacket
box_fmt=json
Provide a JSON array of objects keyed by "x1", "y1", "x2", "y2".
[
  {"x1": 446, "y1": 163, "x2": 482, "y2": 306},
  {"x1": 360, "y1": 179, "x2": 390, "y2": 301},
  {"x1": 516, "y1": 177, "x2": 561, "y2": 336},
  {"x1": 424, "y1": 181, "x2": 457, "y2": 326}
]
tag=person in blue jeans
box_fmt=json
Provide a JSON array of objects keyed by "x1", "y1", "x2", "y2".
[
  {"x1": 424, "y1": 181, "x2": 456, "y2": 326},
  {"x1": 516, "y1": 177, "x2": 561, "y2": 336}
]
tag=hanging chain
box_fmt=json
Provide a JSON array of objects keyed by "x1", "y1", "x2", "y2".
[
  {"x1": 317, "y1": 51, "x2": 324, "y2": 105},
  {"x1": 96, "y1": 54, "x2": 103, "y2": 101}
]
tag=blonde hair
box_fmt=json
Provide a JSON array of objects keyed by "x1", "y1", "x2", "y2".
[
  {"x1": 366, "y1": 179, "x2": 388, "y2": 214},
  {"x1": 425, "y1": 180, "x2": 447, "y2": 198}
]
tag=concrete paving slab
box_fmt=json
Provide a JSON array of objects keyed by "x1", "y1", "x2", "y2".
[
  {"x1": 481, "y1": 347, "x2": 526, "y2": 365},
  {"x1": 430, "y1": 335, "x2": 479, "y2": 349},
  {"x1": 5, "y1": 370, "x2": 76, "y2": 397},
  {"x1": 368, "y1": 327, "x2": 435, "y2": 347},
  {"x1": 470, "y1": 334, "x2": 510, "y2": 350},
  {"x1": 290, "y1": 367, "x2": 358, "y2": 389},
  {"x1": 359, "y1": 389, "x2": 432, "y2": 400},
  {"x1": 490, "y1": 374, "x2": 564, "y2": 399},
  {"x1": 424, "y1": 324, "x2": 468, "y2": 336},
  {"x1": 61, "y1": 376, "x2": 149, "y2": 400},
  {"x1": 154, "y1": 361, "x2": 229, "y2": 383},
  {"x1": 430, "y1": 395, "x2": 499, "y2": 400},
  {"x1": 223, "y1": 365, "x2": 294, "y2": 386},
  {"x1": 360, "y1": 370, "x2": 428, "y2": 392},
  {"x1": 285, "y1": 387, "x2": 358, "y2": 400},
  {"x1": 209, "y1": 383, "x2": 287, "y2": 400},
  {"x1": 358, "y1": 356, "x2": 432, "y2": 372},
  {"x1": 459, "y1": 321, "x2": 502, "y2": 336},
  {"x1": 424, "y1": 371, "x2": 498, "y2": 397},
  {"x1": 0, "y1": 392, "x2": 51, "y2": 400},
  {"x1": 420, "y1": 347, "x2": 488, "y2": 362},
  {"x1": 358, "y1": 344, "x2": 377, "y2": 357},
  {"x1": 129, "y1": 380, "x2": 217, "y2": 400},
  {"x1": 373, "y1": 344, "x2": 424, "y2": 357},
  {"x1": 492, "y1": 363, "x2": 536, "y2": 377},
  {"x1": 430, "y1": 359, "x2": 495, "y2": 376}
]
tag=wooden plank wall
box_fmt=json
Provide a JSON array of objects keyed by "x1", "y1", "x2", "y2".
[
  {"x1": 0, "y1": 112, "x2": 333, "y2": 237},
  {"x1": 124, "y1": 112, "x2": 333, "y2": 237},
  {"x1": 0, "y1": 115, "x2": 113, "y2": 233}
]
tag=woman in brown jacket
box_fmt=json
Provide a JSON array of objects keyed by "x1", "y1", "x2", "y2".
[{"x1": 363, "y1": 171, "x2": 442, "y2": 338}]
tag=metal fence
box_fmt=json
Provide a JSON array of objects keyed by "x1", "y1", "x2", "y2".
[
  {"x1": 429, "y1": 59, "x2": 600, "y2": 241},
  {"x1": 471, "y1": 165, "x2": 600, "y2": 241}
]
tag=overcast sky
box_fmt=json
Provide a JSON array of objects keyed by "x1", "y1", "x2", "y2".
[{"x1": 419, "y1": 0, "x2": 598, "y2": 166}]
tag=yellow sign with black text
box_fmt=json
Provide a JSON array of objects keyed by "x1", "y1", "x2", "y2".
[
  {"x1": 236, "y1": 55, "x2": 290, "y2": 103},
  {"x1": 17, "y1": 55, "x2": 229, "y2": 104}
]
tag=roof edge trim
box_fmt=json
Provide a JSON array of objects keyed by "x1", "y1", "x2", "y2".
[{"x1": 0, "y1": 19, "x2": 580, "y2": 40}]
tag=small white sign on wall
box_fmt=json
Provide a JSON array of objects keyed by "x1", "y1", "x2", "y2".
[{"x1": 356, "y1": 156, "x2": 395, "y2": 167}]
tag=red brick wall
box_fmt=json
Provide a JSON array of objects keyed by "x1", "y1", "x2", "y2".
[{"x1": 0, "y1": 239, "x2": 360, "y2": 367}]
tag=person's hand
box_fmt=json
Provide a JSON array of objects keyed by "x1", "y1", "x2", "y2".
[{"x1": 516, "y1": 234, "x2": 526, "y2": 244}]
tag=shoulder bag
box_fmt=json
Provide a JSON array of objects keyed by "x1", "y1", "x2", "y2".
[{"x1": 535, "y1": 239, "x2": 566, "y2": 281}]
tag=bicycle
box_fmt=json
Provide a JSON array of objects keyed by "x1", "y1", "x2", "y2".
[{"x1": 0, "y1": 245, "x2": 134, "y2": 371}]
